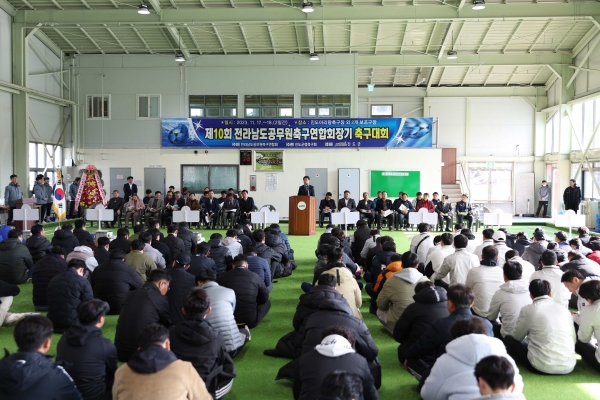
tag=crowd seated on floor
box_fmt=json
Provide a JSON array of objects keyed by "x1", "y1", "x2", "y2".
[{"x1": 0, "y1": 182, "x2": 599, "y2": 399}]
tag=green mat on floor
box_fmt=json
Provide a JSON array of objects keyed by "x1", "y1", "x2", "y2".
[{"x1": 0, "y1": 223, "x2": 599, "y2": 399}]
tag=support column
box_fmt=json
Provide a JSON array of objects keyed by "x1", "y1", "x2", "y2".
[
  {"x1": 12, "y1": 21, "x2": 29, "y2": 192},
  {"x1": 556, "y1": 64, "x2": 576, "y2": 212}
]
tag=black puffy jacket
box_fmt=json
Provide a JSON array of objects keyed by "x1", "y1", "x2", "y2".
[
  {"x1": 561, "y1": 255, "x2": 600, "y2": 277},
  {"x1": 73, "y1": 228, "x2": 94, "y2": 246},
  {"x1": 265, "y1": 232, "x2": 293, "y2": 278},
  {"x1": 169, "y1": 317, "x2": 236, "y2": 397},
  {"x1": 208, "y1": 239, "x2": 233, "y2": 278},
  {"x1": 108, "y1": 236, "x2": 131, "y2": 255},
  {"x1": 56, "y1": 322, "x2": 118, "y2": 400},
  {"x1": 0, "y1": 239, "x2": 34, "y2": 284},
  {"x1": 46, "y1": 268, "x2": 94, "y2": 332},
  {"x1": 176, "y1": 227, "x2": 197, "y2": 256},
  {"x1": 51, "y1": 229, "x2": 80, "y2": 254},
  {"x1": 91, "y1": 259, "x2": 143, "y2": 315},
  {"x1": 163, "y1": 234, "x2": 185, "y2": 262},
  {"x1": 166, "y1": 267, "x2": 196, "y2": 325},
  {"x1": 370, "y1": 250, "x2": 395, "y2": 281},
  {"x1": 32, "y1": 253, "x2": 67, "y2": 307},
  {"x1": 218, "y1": 267, "x2": 269, "y2": 327},
  {"x1": 25, "y1": 234, "x2": 53, "y2": 263},
  {"x1": 0, "y1": 350, "x2": 82, "y2": 400},
  {"x1": 352, "y1": 225, "x2": 371, "y2": 262},
  {"x1": 292, "y1": 285, "x2": 353, "y2": 331},
  {"x1": 254, "y1": 242, "x2": 282, "y2": 279},
  {"x1": 393, "y1": 286, "x2": 450, "y2": 360}
]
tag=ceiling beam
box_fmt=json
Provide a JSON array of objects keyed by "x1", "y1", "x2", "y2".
[
  {"x1": 360, "y1": 52, "x2": 569, "y2": 67},
  {"x1": 105, "y1": 26, "x2": 128, "y2": 54},
  {"x1": 374, "y1": 22, "x2": 381, "y2": 55},
  {"x1": 477, "y1": 21, "x2": 493, "y2": 54},
  {"x1": 424, "y1": 21, "x2": 437, "y2": 55},
  {"x1": 34, "y1": 28, "x2": 62, "y2": 57},
  {"x1": 131, "y1": 25, "x2": 153, "y2": 54},
  {"x1": 572, "y1": 27, "x2": 600, "y2": 58},
  {"x1": 48, "y1": 0, "x2": 63, "y2": 10},
  {"x1": 529, "y1": 66, "x2": 544, "y2": 85},
  {"x1": 438, "y1": 21, "x2": 456, "y2": 60},
  {"x1": 266, "y1": 23, "x2": 276, "y2": 54},
  {"x1": 212, "y1": 23, "x2": 226, "y2": 54},
  {"x1": 348, "y1": 22, "x2": 353, "y2": 54},
  {"x1": 502, "y1": 21, "x2": 522, "y2": 53},
  {"x1": 79, "y1": 0, "x2": 92, "y2": 10},
  {"x1": 53, "y1": 28, "x2": 80, "y2": 54},
  {"x1": 438, "y1": 67, "x2": 446, "y2": 86},
  {"x1": 0, "y1": 0, "x2": 16, "y2": 16},
  {"x1": 306, "y1": 22, "x2": 315, "y2": 54},
  {"x1": 294, "y1": 23, "x2": 302, "y2": 54},
  {"x1": 528, "y1": 19, "x2": 552, "y2": 53},
  {"x1": 20, "y1": 5, "x2": 600, "y2": 25},
  {"x1": 451, "y1": 21, "x2": 465, "y2": 51},
  {"x1": 186, "y1": 26, "x2": 202, "y2": 55},
  {"x1": 359, "y1": 85, "x2": 545, "y2": 97},
  {"x1": 20, "y1": 0, "x2": 35, "y2": 10},
  {"x1": 399, "y1": 23, "x2": 408, "y2": 55},
  {"x1": 427, "y1": 66, "x2": 436, "y2": 89},
  {"x1": 106, "y1": 0, "x2": 119, "y2": 9},
  {"x1": 567, "y1": 33, "x2": 600, "y2": 88},
  {"x1": 460, "y1": 66, "x2": 472, "y2": 86},
  {"x1": 483, "y1": 66, "x2": 495, "y2": 86},
  {"x1": 506, "y1": 66, "x2": 519, "y2": 86},
  {"x1": 457, "y1": 0, "x2": 467, "y2": 12},
  {"x1": 165, "y1": 25, "x2": 191, "y2": 59},
  {"x1": 79, "y1": 26, "x2": 104, "y2": 53},
  {"x1": 553, "y1": 21, "x2": 577, "y2": 52},
  {"x1": 147, "y1": 0, "x2": 161, "y2": 14},
  {"x1": 239, "y1": 24, "x2": 250, "y2": 54}
]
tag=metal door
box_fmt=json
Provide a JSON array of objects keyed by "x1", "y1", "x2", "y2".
[
  {"x1": 144, "y1": 168, "x2": 166, "y2": 196},
  {"x1": 306, "y1": 168, "x2": 328, "y2": 221},
  {"x1": 338, "y1": 168, "x2": 360, "y2": 202},
  {"x1": 110, "y1": 168, "x2": 131, "y2": 197}
]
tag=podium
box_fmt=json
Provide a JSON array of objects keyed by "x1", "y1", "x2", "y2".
[
  {"x1": 14, "y1": 198, "x2": 37, "y2": 231},
  {"x1": 289, "y1": 196, "x2": 316, "y2": 236}
]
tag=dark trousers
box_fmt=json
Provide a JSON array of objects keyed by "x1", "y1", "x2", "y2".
[
  {"x1": 161, "y1": 210, "x2": 173, "y2": 227},
  {"x1": 576, "y1": 340, "x2": 600, "y2": 372},
  {"x1": 456, "y1": 214, "x2": 473, "y2": 229},
  {"x1": 228, "y1": 327, "x2": 251, "y2": 359},
  {"x1": 45, "y1": 203, "x2": 52, "y2": 220},
  {"x1": 69, "y1": 200, "x2": 83, "y2": 219},
  {"x1": 360, "y1": 212, "x2": 374, "y2": 228},
  {"x1": 117, "y1": 347, "x2": 136, "y2": 363},
  {"x1": 503, "y1": 335, "x2": 548, "y2": 374},
  {"x1": 535, "y1": 201, "x2": 548, "y2": 217},
  {"x1": 39, "y1": 203, "x2": 47, "y2": 222},
  {"x1": 7, "y1": 207, "x2": 15, "y2": 223},
  {"x1": 396, "y1": 212, "x2": 409, "y2": 229},
  {"x1": 319, "y1": 211, "x2": 332, "y2": 227},
  {"x1": 438, "y1": 216, "x2": 452, "y2": 231},
  {"x1": 377, "y1": 213, "x2": 394, "y2": 230},
  {"x1": 246, "y1": 301, "x2": 271, "y2": 329}
]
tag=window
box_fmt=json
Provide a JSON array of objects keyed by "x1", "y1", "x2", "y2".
[
  {"x1": 181, "y1": 165, "x2": 238, "y2": 193},
  {"x1": 137, "y1": 95, "x2": 161, "y2": 119},
  {"x1": 189, "y1": 95, "x2": 237, "y2": 118},
  {"x1": 301, "y1": 94, "x2": 351, "y2": 118},
  {"x1": 29, "y1": 142, "x2": 63, "y2": 192},
  {"x1": 371, "y1": 104, "x2": 393, "y2": 117},
  {"x1": 545, "y1": 111, "x2": 558, "y2": 154},
  {"x1": 468, "y1": 162, "x2": 513, "y2": 203},
  {"x1": 245, "y1": 95, "x2": 293, "y2": 118},
  {"x1": 86, "y1": 95, "x2": 110, "y2": 119}
]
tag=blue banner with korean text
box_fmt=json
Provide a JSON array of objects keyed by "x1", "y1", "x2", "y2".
[{"x1": 161, "y1": 117, "x2": 433, "y2": 149}]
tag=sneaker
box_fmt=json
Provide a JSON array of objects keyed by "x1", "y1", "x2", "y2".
[
  {"x1": 245, "y1": 325, "x2": 251, "y2": 341},
  {"x1": 4, "y1": 313, "x2": 29, "y2": 326}
]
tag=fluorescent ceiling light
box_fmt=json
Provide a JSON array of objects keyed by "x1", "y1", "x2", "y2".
[
  {"x1": 302, "y1": 2, "x2": 314, "y2": 12},
  {"x1": 175, "y1": 52, "x2": 186, "y2": 62},
  {"x1": 472, "y1": 0, "x2": 485, "y2": 10},
  {"x1": 447, "y1": 50, "x2": 458, "y2": 59},
  {"x1": 138, "y1": 4, "x2": 150, "y2": 14},
  {"x1": 309, "y1": 53, "x2": 319, "y2": 61}
]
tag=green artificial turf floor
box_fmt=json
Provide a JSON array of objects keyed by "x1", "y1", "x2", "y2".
[{"x1": 0, "y1": 222, "x2": 599, "y2": 399}]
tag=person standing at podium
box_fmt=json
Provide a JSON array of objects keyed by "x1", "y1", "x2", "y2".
[
  {"x1": 4, "y1": 175, "x2": 23, "y2": 224},
  {"x1": 298, "y1": 176, "x2": 315, "y2": 197}
]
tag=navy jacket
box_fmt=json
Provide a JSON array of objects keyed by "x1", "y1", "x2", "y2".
[{"x1": 298, "y1": 185, "x2": 315, "y2": 196}]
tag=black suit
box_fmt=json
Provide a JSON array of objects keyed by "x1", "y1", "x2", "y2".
[
  {"x1": 375, "y1": 199, "x2": 394, "y2": 230},
  {"x1": 318, "y1": 199, "x2": 336, "y2": 227},
  {"x1": 298, "y1": 185, "x2": 315, "y2": 196},
  {"x1": 357, "y1": 199, "x2": 375, "y2": 228},
  {"x1": 123, "y1": 183, "x2": 137, "y2": 202}
]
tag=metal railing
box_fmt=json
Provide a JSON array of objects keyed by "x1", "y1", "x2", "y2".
[{"x1": 457, "y1": 162, "x2": 470, "y2": 196}]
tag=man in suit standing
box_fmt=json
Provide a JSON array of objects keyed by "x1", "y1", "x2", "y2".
[
  {"x1": 298, "y1": 176, "x2": 315, "y2": 196},
  {"x1": 145, "y1": 191, "x2": 164, "y2": 226},
  {"x1": 123, "y1": 176, "x2": 137, "y2": 203}
]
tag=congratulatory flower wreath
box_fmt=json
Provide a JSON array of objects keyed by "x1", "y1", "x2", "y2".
[{"x1": 74, "y1": 165, "x2": 107, "y2": 210}]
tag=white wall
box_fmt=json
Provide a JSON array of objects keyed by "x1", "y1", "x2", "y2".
[
  {"x1": 81, "y1": 147, "x2": 442, "y2": 219},
  {"x1": 0, "y1": 9, "x2": 12, "y2": 192}
]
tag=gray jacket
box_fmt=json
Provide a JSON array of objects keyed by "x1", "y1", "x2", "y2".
[
  {"x1": 44, "y1": 184, "x2": 54, "y2": 203},
  {"x1": 200, "y1": 281, "x2": 245, "y2": 353},
  {"x1": 538, "y1": 185, "x2": 550, "y2": 201},
  {"x1": 33, "y1": 183, "x2": 46, "y2": 205},
  {"x1": 69, "y1": 182, "x2": 79, "y2": 199},
  {"x1": 4, "y1": 183, "x2": 23, "y2": 207}
]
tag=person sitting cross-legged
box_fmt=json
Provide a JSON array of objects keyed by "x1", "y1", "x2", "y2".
[
  {"x1": 46, "y1": 259, "x2": 94, "y2": 333},
  {"x1": 466, "y1": 246, "x2": 505, "y2": 318},
  {"x1": 112, "y1": 324, "x2": 212, "y2": 400},
  {"x1": 163, "y1": 224, "x2": 186, "y2": 262},
  {"x1": 125, "y1": 239, "x2": 156, "y2": 283},
  {"x1": 0, "y1": 315, "x2": 82, "y2": 400},
  {"x1": 167, "y1": 254, "x2": 196, "y2": 326},
  {"x1": 530, "y1": 250, "x2": 571, "y2": 307},
  {"x1": 431, "y1": 234, "x2": 479, "y2": 288},
  {"x1": 31, "y1": 246, "x2": 67, "y2": 311},
  {"x1": 0, "y1": 229, "x2": 34, "y2": 284},
  {"x1": 218, "y1": 255, "x2": 270, "y2": 329},
  {"x1": 208, "y1": 233, "x2": 234, "y2": 279},
  {"x1": 56, "y1": 299, "x2": 118, "y2": 400},
  {"x1": 504, "y1": 279, "x2": 576, "y2": 375},
  {"x1": 169, "y1": 287, "x2": 237, "y2": 399},
  {"x1": 245, "y1": 246, "x2": 272, "y2": 293},
  {"x1": 574, "y1": 279, "x2": 600, "y2": 372},
  {"x1": 294, "y1": 325, "x2": 379, "y2": 400},
  {"x1": 421, "y1": 318, "x2": 523, "y2": 400},
  {"x1": 318, "y1": 371, "x2": 364, "y2": 400},
  {"x1": 472, "y1": 356, "x2": 526, "y2": 400},
  {"x1": 25, "y1": 223, "x2": 52, "y2": 263},
  {"x1": 196, "y1": 269, "x2": 249, "y2": 359},
  {"x1": 188, "y1": 242, "x2": 217, "y2": 277},
  {"x1": 109, "y1": 228, "x2": 132, "y2": 255}
]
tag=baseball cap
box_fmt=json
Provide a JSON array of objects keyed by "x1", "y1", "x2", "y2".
[
  {"x1": 555, "y1": 232, "x2": 568, "y2": 242},
  {"x1": 175, "y1": 253, "x2": 191, "y2": 266},
  {"x1": 534, "y1": 231, "x2": 546, "y2": 241},
  {"x1": 492, "y1": 231, "x2": 506, "y2": 241}
]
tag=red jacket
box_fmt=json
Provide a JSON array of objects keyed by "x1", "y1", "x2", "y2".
[{"x1": 416, "y1": 199, "x2": 435, "y2": 213}]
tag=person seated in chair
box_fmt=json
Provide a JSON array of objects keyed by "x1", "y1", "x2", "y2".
[
  {"x1": 455, "y1": 194, "x2": 474, "y2": 230},
  {"x1": 145, "y1": 191, "x2": 164, "y2": 226},
  {"x1": 201, "y1": 190, "x2": 220, "y2": 229},
  {"x1": 161, "y1": 191, "x2": 177, "y2": 227},
  {"x1": 105, "y1": 190, "x2": 125, "y2": 228},
  {"x1": 357, "y1": 192, "x2": 375, "y2": 228},
  {"x1": 435, "y1": 195, "x2": 453, "y2": 232},
  {"x1": 337, "y1": 191, "x2": 357, "y2": 212},
  {"x1": 375, "y1": 191, "x2": 394, "y2": 231},
  {"x1": 319, "y1": 192, "x2": 336, "y2": 228},
  {"x1": 124, "y1": 194, "x2": 144, "y2": 228},
  {"x1": 393, "y1": 193, "x2": 413, "y2": 231},
  {"x1": 238, "y1": 190, "x2": 255, "y2": 223},
  {"x1": 416, "y1": 193, "x2": 435, "y2": 213},
  {"x1": 221, "y1": 193, "x2": 240, "y2": 229}
]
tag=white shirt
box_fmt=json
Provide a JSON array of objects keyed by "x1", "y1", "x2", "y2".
[
  {"x1": 410, "y1": 233, "x2": 434, "y2": 266},
  {"x1": 474, "y1": 239, "x2": 494, "y2": 258},
  {"x1": 494, "y1": 242, "x2": 512, "y2": 266},
  {"x1": 530, "y1": 265, "x2": 571, "y2": 307},
  {"x1": 466, "y1": 263, "x2": 505, "y2": 316},
  {"x1": 466, "y1": 240, "x2": 477, "y2": 254},
  {"x1": 578, "y1": 299, "x2": 600, "y2": 363},
  {"x1": 507, "y1": 256, "x2": 535, "y2": 281},
  {"x1": 432, "y1": 248, "x2": 480, "y2": 285},
  {"x1": 424, "y1": 245, "x2": 455, "y2": 284},
  {"x1": 573, "y1": 276, "x2": 600, "y2": 325},
  {"x1": 487, "y1": 280, "x2": 532, "y2": 337},
  {"x1": 512, "y1": 296, "x2": 576, "y2": 374}
]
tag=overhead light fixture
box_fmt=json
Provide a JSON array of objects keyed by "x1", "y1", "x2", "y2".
[
  {"x1": 309, "y1": 53, "x2": 319, "y2": 61},
  {"x1": 302, "y1": 2, "x2": 314, "y2": 13},
  {"x1": 137, "y1": 4, "x2": 150, "y2": 14},
  {"x1": 446, "y1": 50, "x2": 458, "y2": 59},
  {"x1": 175, "y1": 51, "x2": 185, "y2": 62},
  {"x1": 472, "y1": 0, "x2": 485, "y2": 10}
]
